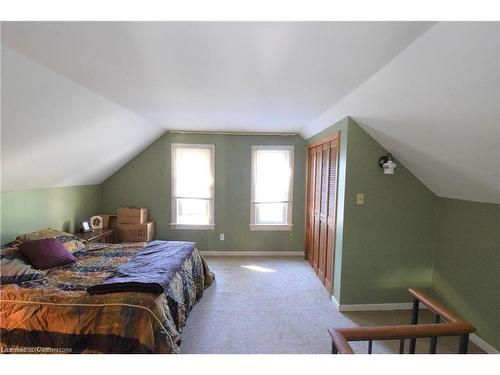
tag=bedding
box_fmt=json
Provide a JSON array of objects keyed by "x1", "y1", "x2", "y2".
[
  {"x1": 0, "y1": 241, "x2": 214, "y2": 353},
  {"x1": 19, "y1": 238, "x2": 77, "y2": 270},
  {"x1": 0, "y1": 247, "x2": 45, "y2": 284},
  {"x1": 16, "y1": 228, "x2": 86, "y2": 253},
  {"x1": 88, "y1": 241, "x2": 197, "y2": 294}
]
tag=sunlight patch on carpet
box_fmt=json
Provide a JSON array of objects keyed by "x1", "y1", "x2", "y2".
[{"x1": 240, "y1": 265, "x2": 276, "y2": 273}]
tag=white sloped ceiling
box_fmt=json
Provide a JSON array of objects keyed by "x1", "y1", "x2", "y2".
[
  {"x1": 1, "y1": 21, "x2": 498, "y2": 204},
  {"x1": 1, "y1": 47, "x2": 165, "y2": 191},
  {"x1": 1, "y1": 22, "x2": 434, "y2": 132},
  {"x1": 302, "y1": 22, "x2": 500, "y2": 204}
]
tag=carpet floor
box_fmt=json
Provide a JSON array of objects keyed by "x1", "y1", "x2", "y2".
[{"x1": 180, "y1": 256, "x2": 484, "y2": 354}]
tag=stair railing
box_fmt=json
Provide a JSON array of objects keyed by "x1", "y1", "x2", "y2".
[{"x1": 329, "y1": 288, "x2": 476, "y2": 354}]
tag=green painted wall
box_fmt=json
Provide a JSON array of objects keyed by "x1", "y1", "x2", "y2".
[
  {"x1": 432, "y1": 198, "x2": 500, "y2": 350},
  {"x1": 307, "y1": 117, "x2": 498, "y2": 349},
  {"x1": 308, "y1": 117, "x2": 437, "y2": 304},
  {"x1": 100, "y1": 132, "x2": 306, "y2": 252},
  {"x1": 1, "y1": 185, "x2": 101, "y2": 244},
  {"x1": 341, "y1": 118, "x2": 436, "y2": 304}
]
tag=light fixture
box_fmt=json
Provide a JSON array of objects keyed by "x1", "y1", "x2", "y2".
[{"x1": 378, "y1": 153, "x2": 397, "y2": 175}]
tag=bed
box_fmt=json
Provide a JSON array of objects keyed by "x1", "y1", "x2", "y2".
[{"x1": 0, "y1": 239, "x2": 214, "y2": 354}]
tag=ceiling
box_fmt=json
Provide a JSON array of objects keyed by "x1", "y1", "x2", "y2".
[
  {"x1": 303, "y1": 22, "x2": 500, "y2": 204},
  {"x1": 1, "y1": 47, "x2": 164, "y2": 191},
  {"x1": 1, "y1": 21, "x2": 498, "y2": 203},
  {"x1": 1, "y1": 22, "x2": 434, "y2": 131}
]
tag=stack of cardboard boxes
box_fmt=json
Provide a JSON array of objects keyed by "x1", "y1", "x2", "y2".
[
  {"x1": 117, "y1": 207, "x2": 154, "y2": 242},
  {"x1": 96, "y1": 214, "x2": 118, "y2": 229}
]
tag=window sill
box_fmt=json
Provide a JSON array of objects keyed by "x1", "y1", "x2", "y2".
[
  {"x1": 249, "y1": 224, "x2": 293, "y2": 231},
  {"x1": 170, "y1": 224, "x2": 215, "y2": 230}
]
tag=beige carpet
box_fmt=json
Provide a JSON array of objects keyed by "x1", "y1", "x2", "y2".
[{"x1": 180, "y1": 256, "x2": 483, "y2": 354}]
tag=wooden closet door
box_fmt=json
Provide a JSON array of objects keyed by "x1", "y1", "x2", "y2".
[
  {"x1": 312, "y1": 146, "x2": 322, "y2": 272},
  {"x1": 305, "y1": 148, "x2": 317, "y2": 263},
  {"x1": 306, "y1": 131, "x2": 339, "y2": 295},
  {"x1": 324, "y1": 138, "x2": 339, "y2": 294},
  {"x1": 317, "y1": 142, "x2": 330, "y2": 282}
]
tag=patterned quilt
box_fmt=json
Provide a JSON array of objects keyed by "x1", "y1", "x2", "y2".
[{"x1": 0, "y1": 241, "x2": 214, "y2": 354}]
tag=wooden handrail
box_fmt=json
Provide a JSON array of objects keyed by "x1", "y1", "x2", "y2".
[
  {"x1": 329, "y1": 328, "x2": 354, "y2": 354},
  {"x1": 329, "y1": 288, "x2": 476, "y2": 354},
  {"x1": 408, "y1": 288, "x2": 465, "y2": 324},
  {"x1": 332, "y1": 322, "x2": 474, "y2": 341}
]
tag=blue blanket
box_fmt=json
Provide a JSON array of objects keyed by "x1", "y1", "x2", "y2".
[{"x1": 87, "y1": 240, "x2": 196, "y2": 294}]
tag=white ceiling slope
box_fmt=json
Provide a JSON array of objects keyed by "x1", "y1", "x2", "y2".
[
  {"x1": 1, "y1": 47, "x2": 165, "y2": 192},
  {"x1": 1, "y1": 22, "x2": 498, "y2": 204},
  {"x1": 302, "y1": 22, "x2": 500, "y2": 204},
  {"x1": 1, "y1": 22, "x2": 434, "y2": 132}
]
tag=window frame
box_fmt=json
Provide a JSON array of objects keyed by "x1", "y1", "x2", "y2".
[
  {"x1": 250, "y1": 145, "x2": 294, "y2": 231},
  {"x1": 170, "y1": 143, "x2": 215, "y2": 230}
]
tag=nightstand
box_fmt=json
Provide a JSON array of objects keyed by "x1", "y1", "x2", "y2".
[{"x1": 75, "y1": 228, "x2": 117, "y2": 244}]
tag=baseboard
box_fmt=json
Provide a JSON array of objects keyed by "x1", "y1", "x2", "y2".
[
  {"x1": 469, "y1": 333, "x2": 499, "y2": 354},
  {"x1": 331, "y1": 295, "x2": 340, "y2": 310},
  {"x1": 201, "y1": 250, "x2": 304, "y2": 257}
]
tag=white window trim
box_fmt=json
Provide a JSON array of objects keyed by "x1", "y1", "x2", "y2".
[
  {"x1": 250, "y1": 224, "x2": 293, "y2": 231},
  {"x1": 171, "y1": 143, "x2": 215, "y2": 230},
  {"x1": 170, "y1": 224, "x2": 216, "y2": 230},
  {"x1": 250, "y1": 145, "x2": 294, "y2": 231}
]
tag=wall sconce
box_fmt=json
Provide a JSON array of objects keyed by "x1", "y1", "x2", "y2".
[{"x1": 378, "y1": 153, "x2": 397, "y2": 175}]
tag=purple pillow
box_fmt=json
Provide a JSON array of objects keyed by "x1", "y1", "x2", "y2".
[{"x1": 20, "y1": 238, "x2": 77, "y2": 270}]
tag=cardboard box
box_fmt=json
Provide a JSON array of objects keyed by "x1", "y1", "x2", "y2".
[
  {"x1": 118, "y1": 222, "x2": 154, "y2": 242},
  {"x1": 96, "y1": 214, "x2": 110, "y2": 228},
  {"x1": 108, "y1": 215, "x2": 118, "y2": 229},
  {"x1": 117, "y1": 207, "x2": 148, "y2": 224}
]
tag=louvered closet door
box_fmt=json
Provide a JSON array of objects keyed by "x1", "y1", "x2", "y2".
[
  {"x1": 305, "y1": 148, "x2": 317, "y2": 263},
  {"x1": 324, "y1": 139, "x2": 339, "y2": 294},
  {"x1": 306, "y1": 132, "x2": 339, "y2": 294},
  {"x1": 317, "y1": 142, "x2": 330, "y2": 282},
  {"x1": 312, "y1": 146, "x2": 322, "y2": 272}
]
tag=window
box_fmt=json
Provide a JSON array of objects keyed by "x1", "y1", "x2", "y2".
[
  {"x1": 171, "y1": 144, "x2": 215, "y2": 230},
  {"x1": 250, "y1": 145, "x2": 294, "y2": 231}
]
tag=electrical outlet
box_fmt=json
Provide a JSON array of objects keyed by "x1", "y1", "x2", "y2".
[
  {"x1": 356, "y1": 193, "x2": 365, "y2": 205},
  {"x1": 220, "y1": 233, "x2": 225, "y2": 241}
]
